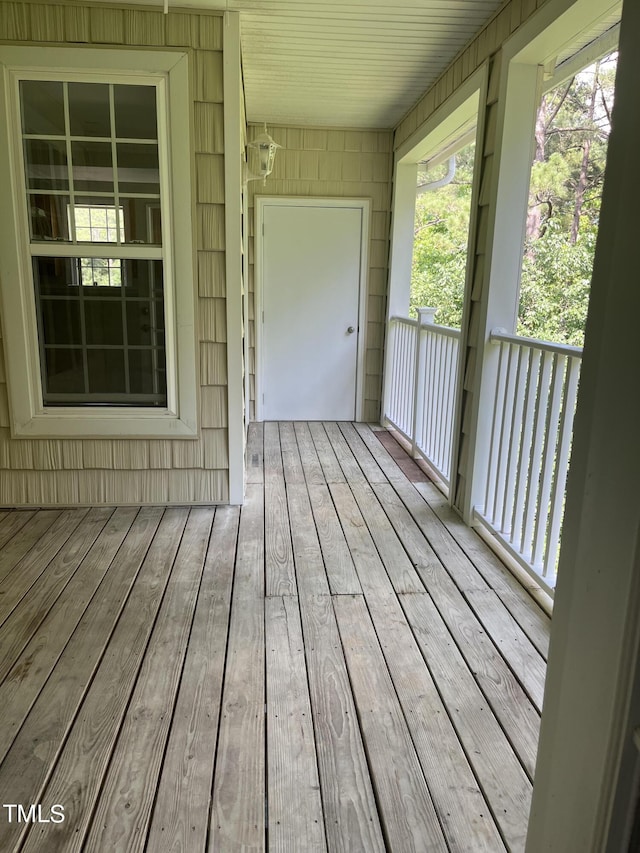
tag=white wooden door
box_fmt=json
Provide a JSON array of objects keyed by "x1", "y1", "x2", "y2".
[{"x1": 260, "y1": 201, "x2": 365, "y2": 420}]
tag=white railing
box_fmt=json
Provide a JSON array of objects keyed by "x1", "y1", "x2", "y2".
[
  {"x1": 475, "y1": 329, "x2": 582, "y2": 593},
  {"x1": 383, "y1": 309, "x2": 461, "y2": 487}
]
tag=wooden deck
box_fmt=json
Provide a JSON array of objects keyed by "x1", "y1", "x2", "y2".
[{"x1": 0, "y1": 422, "x2": 550, "y2": 852}]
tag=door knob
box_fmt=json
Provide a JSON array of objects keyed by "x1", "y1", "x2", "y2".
[{"x1": 347, "y1": 326, "x2": 355, "y2": 334}]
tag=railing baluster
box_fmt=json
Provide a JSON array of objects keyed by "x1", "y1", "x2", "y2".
[
  {"x1": 444, "y1": 336, "x2": 459, "y2": 480},
  {"x1": 532, "y1": 353, "x2": 566, "y2": 571},
  {"x1": 492, "y1": 342, "x2": 518, "y2": 530},
  {"x1": 435, "y1": 334, "x2": 446, "y2": 472},
  {"x1": 501, "y1": 343, "x2": 526, "y2": 537},
  {"x1": 471, "y1": 329, "x2": 582, "y2": 595},
  {"x1": 484, "y1": 341, "x2": 508, "y2": 524},
  {"x1": 544, "y1": 354, "x2": 581, "y2": 583},
  {"x1": 522, "y1": 351, "x2": 553, "y2": 562}
]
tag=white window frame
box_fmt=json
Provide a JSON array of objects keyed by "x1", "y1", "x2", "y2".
[{"x1": 0, "y1": 46, "x2": 197, "y2": 438}]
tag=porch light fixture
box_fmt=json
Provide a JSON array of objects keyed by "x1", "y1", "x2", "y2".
[{"x1": 247, "y1": 124, "x2": 281, "y2": 184}]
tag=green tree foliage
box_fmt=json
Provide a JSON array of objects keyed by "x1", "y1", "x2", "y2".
[
  {"x1": 410, "y1": 52, "x2": 617, "y2": 345},
  {"x1": 410, "y1": 143, "x2": 474, "y2": 327}
]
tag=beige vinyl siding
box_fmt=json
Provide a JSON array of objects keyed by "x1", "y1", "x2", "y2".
[
  {"x1": 394, "y1": 0, "x2": 548, "y2": 151},
  {"x1": 0, "y1": 0, "x2": 229, "y2": 505},
  {"x1": 246, "y1": 124, "x2": 393, "y2": 423},
  {"x1": 392, "y1": 0, "x2": 552, "y2": 515}
]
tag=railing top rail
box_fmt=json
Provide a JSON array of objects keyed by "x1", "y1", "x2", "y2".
[
  {"x1": 490, "y1": 328, "x2": 583, "y2": 359},
  {"x1": 422, "y1": 323, "x2": 461, "y2": 340},
  {"x1": 389, "y1": 315, "x2": 419, "y2": 328},
  {"x1": 389, "y1": 315, "x2": 461, "y2": 339}
]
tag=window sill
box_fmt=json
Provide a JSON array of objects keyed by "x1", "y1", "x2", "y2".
[{"x1": 11, "y1": 407, "x2": 198, "y2": 439}]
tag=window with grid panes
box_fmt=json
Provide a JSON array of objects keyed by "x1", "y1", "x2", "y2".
[{"x1": 20, "y1": 78, "x2": 167, "y2": 406}]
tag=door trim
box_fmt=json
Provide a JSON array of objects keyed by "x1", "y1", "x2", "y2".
[{"x1": 254, "y1": 196, "x2": 370, "y2": 422}]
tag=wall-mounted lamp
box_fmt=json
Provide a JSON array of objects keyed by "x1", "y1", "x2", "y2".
[{"x1": 246, "y1": 124, "x2": 281, "y2": 185}]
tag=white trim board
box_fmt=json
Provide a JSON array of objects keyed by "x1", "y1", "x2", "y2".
[
  {"x1": 254, "y1": 196, "x2": 370, "y2": 423},
  {"x1": 223, "y1": 11, "x2": 245, "y2": 504}
]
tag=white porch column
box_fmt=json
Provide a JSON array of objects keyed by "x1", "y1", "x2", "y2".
[
  {"x1": 526, "y1": 0, "x2": 640, "y2": 848},
  {"x1": 386, "y1": 161, "x2": 419, "y2": 319},
  {"x1": 381, "y1": 160, "x2": 418, "y2": 423},
  {"x1": 455, "y1": 58, "x2": 541, "y2": 523}
]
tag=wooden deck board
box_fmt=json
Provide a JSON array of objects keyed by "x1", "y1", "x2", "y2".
[
  {"x1": 0, "y1": 507, "x2": 160, "y2": 765},
  {"x1": 2, "y1": 507, "x2": 188, "y2": 853},
  {"x1": 266, "y1": 595, "x2": 326, "y2": 851},
  {"x1": 82, "y1": 508, "x2": 215, "y2": 853},
  {"x1": 0, "y1": 423, "x2": 550, "y2": 853},
  {"x1": 333, "y1": 594, "x2": 448, "y2": 852},
  {"x1": 365, "y1": 592, "x2": 507, "y2": 852},
  {"x1": 0, "y1": 509, "x2": 37, "y2": 551},
  {"x1": 0, "y1": 509, "x2": 62, "y2": 585},
  {"x1": 0, "y1": 508, "x2": 113, "y2": 677},
  {"x1": 146, "y1": 506, "x2": 239, "y2": 853},
  {"x1": 400, "y1": 591, "x2": 533, "y2": 851},
  {"x1": 298, "y1": 594, "x2": 386, "y2": 853},
  {"x1": 210, "y1": 483, "x2": 266, "y2": 853}
]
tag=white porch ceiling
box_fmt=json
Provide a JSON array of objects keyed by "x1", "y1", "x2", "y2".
[{"x1": 96, "y1": 0, "x2": 507, "y2": 129}]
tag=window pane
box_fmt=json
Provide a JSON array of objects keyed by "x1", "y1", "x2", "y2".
[
  {"x1": 129, "y1": 349, "x2": 166, "y2": 396},
  {"x1": 79, "y1": 257, "x2": 123, "y2": 288},
  {"x1": 114, "y1": 85, "x2": 157, "y2": 139},
  {"x1": 44, "y1": 348, "x2": 85, "y2": 395},
  {"x1": 71, "y1": 141, "x2": 113, "y2": 192},
  {"x1": 68, "y1": 82, "x2": 111, "y2": 137},
  {"x1": 29, "y1": 194, "x2": 71, "y2": 241},
  {"x1": 72, "y1": 200, "x2": 123, "y2": 244},
  {"x1": 126, "y1": 300, "x2": 164, "y2": 346},
  {"x1": 87, "y1": 349, "x2": 126, "y2": 394},
  {"x1": 84, "y1": 301, "x2": 123, "y2": 345},
  {"x1": 120, "y1": 197, "x2": 162, "y2": 244},
  {"x1": 24, "y1": 139, "x2": 68, "y2": 190},
  {"x1": 33, "y1": 257, "x2": 77, "y2": 296},
  {"x1": 40, "y1": 300, "x2": 82, "y2": 345},
  {"x1": 20, "y1": 80, "x2": 65, "y2": 135},
  {"x1": 116, "y1": 143, "x2": 159, "y2": 193}
]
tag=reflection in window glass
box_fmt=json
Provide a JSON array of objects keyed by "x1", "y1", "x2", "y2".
[
  {"x1": 24, "y1": 139, "x2": 68, "y2": 190},
  {"x1": 114, "y1": 84, "x2": 158, "y2": 139},
  {"x1": 71, "y1": 140, "x2": 114, "y2": 193},
  {"x1": 68, "y1": 82, "x2": 111, "y2": 137},
  {"x1": 29, "y1": 194, "x2": 71, "y2": 241},
  {"x1": 32, "y1": 256, "x2": 167, "y2": 405},
  {"x1": 72, "y1": 204, "x2": 124, "y2": 243},
  {"x1": 21, "y1": 77, "x2": 166, "y2": 408},
  {"x1": 20, "y1": 80, "x2": 65, "y2": 135}
]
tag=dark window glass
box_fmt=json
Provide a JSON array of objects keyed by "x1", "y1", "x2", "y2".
[
  {"x1": 87, "y1": 349, "x2": 126, "y2": 394},
  {"x1": 71, "y1": 141, "x2": 114, "y2": 193},
  {"x1": 129, "y1": 349, "x2": 166, "y2": 396},
  {"x1": 84, "y1": 301, "x2": 123, "y2": 345},
  {"x1": 40, "y1": 300, "x2": 82, "y2": 345},
  {"x1": 44, "y1": 348, "x2": 85, "y2": 395},
  {"x1": 29, "y1": 194, "x2": 71, "y2": 242},
  {"x1": 114, "y1": 85, "x2": 157, "y2": 139},
  {"x1": 68, "y1": 82, "x2": 111, "y2": 137},
  {"x1": 116, "y1": 143, "x2": 159, "y2": 193},
  {"x1": 120, "y1": 197, "x2": 162, "y2": 244},
  {"x1": 24, "y1": 140, "x2": 68, "y2": 190},
  {"x1": 20, "y1": 80, "x2": 65, "y2": 135}
]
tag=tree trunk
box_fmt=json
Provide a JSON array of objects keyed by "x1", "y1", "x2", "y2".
[
  {"x1": 526, "y1": 101, "x2": 549, "y2": 241},
  {"x1": 570, "y1": 61, "x2": 600, "y2": 244}
]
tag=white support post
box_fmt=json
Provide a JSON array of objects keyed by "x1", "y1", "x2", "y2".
[
  {"x1": 387, "y1": 161, "x2": 419, "y2": 319},
  {"x1": 459, "y1": 61, "x2": 541, "y2": 524},
  {"x1": 223, "y1": 11, "x2": 245, "y2": 504},
  {"x1": 526, "y1": 1, "x2": 640, "y2": 846},
  {"x1": 380, "y1": 160, "x2": 418, "y2": 425}
]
